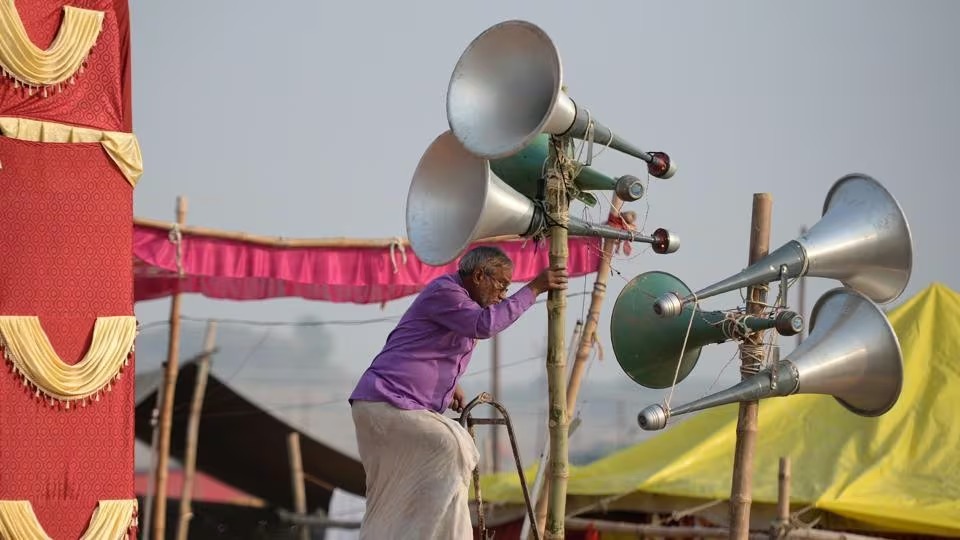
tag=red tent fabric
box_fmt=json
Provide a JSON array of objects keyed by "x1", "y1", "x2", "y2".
[{"x1": 132, "y1": 221, "x2": 604, "y2": 305}]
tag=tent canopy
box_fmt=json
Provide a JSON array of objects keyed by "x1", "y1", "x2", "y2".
[
  {"x1": 135, "y1": 361, "x2": 366, "y2": 514},
  {"x1": 478, "y1": 283, "x2": 960, "y2": 537}
]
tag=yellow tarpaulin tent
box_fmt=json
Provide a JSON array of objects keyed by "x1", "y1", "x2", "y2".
[{"x1": 479, "y1": 283, "x2": 960, "y2": 537}]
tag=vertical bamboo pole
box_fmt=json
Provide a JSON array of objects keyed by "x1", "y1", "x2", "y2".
[
  {"x1": 152, "y1": 195, "x2": 188, "y2": 540},
  {"x1": 288, "y1": 432, "x2": 310, "y2": 540},
  {"x1": 544, "y1": 135, "x2": 571, "y2": 539},
  {"x1": 525, "y1": 322, "x2": 582, "y2": 540},
  {"x1": 531, "y1": 196, "x2": 624, "y2": 539},
  {"x1": 176, "y1": 320, "x2": 218, "y2": 540},
  {"x1": 141, "y1": 378, "x2": 164, "y2": 539},
  {"x1": 729, "y1": 193, "x2": 772, "y2": 539},
  {"x1": 775, "y1": 456, "x2": 792, "y2": 536}
]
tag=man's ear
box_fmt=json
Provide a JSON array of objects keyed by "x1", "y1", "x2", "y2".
[{"x1": 472, "y1": 268, "x2": 485, "y2": 285}]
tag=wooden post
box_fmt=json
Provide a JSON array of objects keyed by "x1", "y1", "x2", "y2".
[
  {"x1": 141, "y1": 376, "x2": 165, "y2": 538},
  {"x1": 567, "y1": 517, "x2": 886, "y2": 540},
  {"x1": 531, "y1": 196, "x2": 624, "y2": 539},
  {"x1": 152, "y1": 195, "x2": 188, "y2": 540},
  {"x1": 176, "y1": 320, "x2": 218, "y2": 540},
  {"x1": 525, "y1": 321, "x2": 582, "y2": 540},
  {"x1": 544, "y1": 135, "x2": 572, "y2": 539},
  {"x1": 729, "y1": 193, "x2": 772, "y2": 539},
  {"x1": 288, "y1": 432, "x2": 310, "y2": 540},
  {"x1": 491, "y1": 333, "x2": 501, "y2": 473},
  {"x1": 773, "y1": 456, "x2": 792, "y2": 538}
]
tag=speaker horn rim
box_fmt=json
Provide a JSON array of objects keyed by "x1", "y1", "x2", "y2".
[
  {"x1": 808, "y1": 286, "x2": 904, "y2": 417},
  {"x1": 612, "y1": 270, "x2": 704, "y2": 389},
  {"x1": 822, "y1": 173, "x2": 915, "y2": 304},
  {"x1": 445, "y1": 19, "x2": 563, "y2": 160},
  {"x1": 404, "y1": 131, "x2": 490, "y2": 267}
]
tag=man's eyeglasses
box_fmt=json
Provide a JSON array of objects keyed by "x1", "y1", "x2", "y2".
[{"x1": 483, "y1": 271, "x2": 510, "y2": 293}]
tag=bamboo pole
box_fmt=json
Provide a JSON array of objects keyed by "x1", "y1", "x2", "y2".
[
  {"x1": 729, "y1": 193, "x2": 772, "y2": 539},
  {"x1": 288, "y1": 432, "x2": 310, "y2": 540},
  {"x1": 152, "y1": 195, "x2": 188, "y2": 540},
  {"x1": 141, "y1": 377, "x2": 164, "y2": 539},
  {"x1": 524, "y1": 321, "x2": 582, "y2": 540},
  {"x1": 566, "y1": 518, "x2": 886, "y2": 540},
  {"x1": 134, "y1": 216, "x2": 522, "y2": 249},
  {"x1": 531, "y1": 196, "x2": 625, "y2": 539},
  {"x1": 773, "y1": 456, "x2": 792, "y2": 538},
  {"x1": 544, "y1": 135, "x2": 572, "y2": 539},
  {"x1": 176, "y1": 320, "x2": 218, "y2": 540}
]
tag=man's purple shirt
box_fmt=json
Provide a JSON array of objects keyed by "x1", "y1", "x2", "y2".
[{"x1": 349, "y1": 272, "x2": 536, "y2": 413}]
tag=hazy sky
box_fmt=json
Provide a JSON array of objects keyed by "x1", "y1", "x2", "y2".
[{"x1": 129, "y1": 0, "x2": 960, "y2": 464}]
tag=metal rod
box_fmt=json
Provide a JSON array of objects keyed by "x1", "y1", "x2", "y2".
[
  {"x1": 491, "y1": 334, "x2": 501, "y2": 473},
  {"x1": 798, "y1": 225, "x2": 809, "y2": 345},
  {"x1": 459, "y1": 393, "x2": 541, "y2": 540}
]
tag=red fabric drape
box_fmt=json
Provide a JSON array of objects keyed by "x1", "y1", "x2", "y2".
[
  {"x1": 132, "y1": 227, "x2": 603, "y2": 305},
  {"x1": 0, "y1": 0, "x2": 128, "y2": 132},
  {"x1": 0, "y1": 138, "x2": 133, "y2": 539}
]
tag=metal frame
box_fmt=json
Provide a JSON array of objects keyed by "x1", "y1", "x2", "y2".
[{"x1": 458, "y1": 392, "x2": 541, "y2": 540}]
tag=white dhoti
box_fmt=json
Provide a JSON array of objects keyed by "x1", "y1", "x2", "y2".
[{"x1": 351, "y1": 400, "x2": 480, "y2": 540}]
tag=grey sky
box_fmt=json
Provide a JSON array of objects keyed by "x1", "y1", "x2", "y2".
[{"x1": 129, "y1": 0, "x2": 959, "y2": 464}]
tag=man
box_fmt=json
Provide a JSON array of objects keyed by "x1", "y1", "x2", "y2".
[{"x1": 349, "y1": 245, "x2": 568, "y2": 539}]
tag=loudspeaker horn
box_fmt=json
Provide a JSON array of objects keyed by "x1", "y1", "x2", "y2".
[
  {"x1": 446, "y1": 20, "x2": 676, "y2": 179},
  {"x1": 637, "y1": 287, "x2": 904, "y2": 430},
  {"x1": 491, "y1": 133, "x2": 645, "y2": 204},
  {"x1": 653, "y1": 174, "x2": 913, "y2": 318},
  {"x1": 612, "y1": 271, "x2": 803, "y2": 389},
  {"x1": 406, "y1": 131, "x2": 679, "y2": 266}
]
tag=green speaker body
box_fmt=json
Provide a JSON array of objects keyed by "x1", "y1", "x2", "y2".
[
  {"x1": 490, "y1": 134, "x2": 641, "y2": 205},
  {"x1": 611, "y1": 271, "x2": 803, "y2": 389}
]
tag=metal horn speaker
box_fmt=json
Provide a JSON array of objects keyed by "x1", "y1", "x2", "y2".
[
  {"x1": 611, "y1": 271, "x2": 803, "y2": 389},
  {"x1": 406, "y1": 131, "x2": 680, "y2": 266},
  {"x1": 653, "y1": 173, "x2": 913, "y2": 318},
  {"x1": 446, "y1": 20, "x2": 676, "y2": 179},
  {"x1": 638, "y1": 287, "x2": 904, "y2": 430}
]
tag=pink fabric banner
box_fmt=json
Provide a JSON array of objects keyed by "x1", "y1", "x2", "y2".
[{"x1": 133, "y1": 225, "x2": 603, "y2": 305}]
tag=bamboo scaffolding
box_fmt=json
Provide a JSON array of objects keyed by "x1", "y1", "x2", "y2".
[
  {"x1": 152, "y1": 195, "x2": 188, "y2": 540},
  {"x1": 530, "y1": 196, "x2": 625, "y2": 539},
  {"x1": 565, "y1": 518, "x2": 886, "y2": 540},
  {"x1": 176, "y1": 321, "x2": 218, "y2": 540},
  {"x1": 729, "y1": 193, "x2": 773, "y2": 539},
  {"x1": 544, "y1": 136, "x2": 572, "y2": 539},
  {"x1": 133, "y1": 216, "x2": 521, "y2": 249}
]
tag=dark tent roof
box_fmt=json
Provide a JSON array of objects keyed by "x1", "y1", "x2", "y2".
[{"x1": 135, "y1": 361, "x2": 365, "y2": 513}]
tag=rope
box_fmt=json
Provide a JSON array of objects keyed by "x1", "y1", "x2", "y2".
[
  {"x1": 167, "y1": 223, "x2": 184, "y2": 277},
  {"x1": 663, "y1": 291, "x2": 699, "y2": 411},
  {"x1": 664, "y1": 498, "x2": 725, "y2": 523},
  {"x1": 739, "y1": 342, "x2": 765, "y2": 377},
  {"x1": 388, "y1": 236, "x2": 407, "y2": 274}
]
